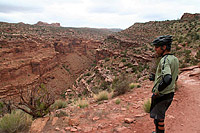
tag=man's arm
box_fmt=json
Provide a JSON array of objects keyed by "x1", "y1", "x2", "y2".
[
  {"x1": 158, "y1": 56, "x2": 172, "y2": 92},
  {"x1": 158, "y1": 74, "x2": 172, "y2": 91}
]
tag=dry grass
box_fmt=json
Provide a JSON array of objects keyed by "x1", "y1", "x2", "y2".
[
  {"x1": 94, "y1": 91, "x2": 113, "y2": 102},
  {"x1": 143, "y1": 99, "x2": 151, "y2": 113},
  {"x1": 0, "y1": 110, "x2": 32, "y2": 133},
  {"x1": 115, "y1": 98, "x2": 121, "y2": 104},
  {"x1": 51, "y1": 100, "x2": 67, "y2": 110},
  {"x1": 77, "y1": 99, "x2": 89, "y2": 108}
]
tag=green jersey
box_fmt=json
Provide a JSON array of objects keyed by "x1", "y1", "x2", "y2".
[{"x1": 152, "y1": 54, "x2": 179, "y2": 95}]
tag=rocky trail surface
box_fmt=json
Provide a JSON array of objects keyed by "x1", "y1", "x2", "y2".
[
  {"x1": 166, "y1": 65, "x2": 200, "y2": 133},
  {"x1": 30, "y1": 65, "x2": 200, "y2": 133}
]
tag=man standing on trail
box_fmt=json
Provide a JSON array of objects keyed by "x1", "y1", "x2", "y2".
[{"x1": 150, "y1": 35, "x2": 179, "y2": 133}]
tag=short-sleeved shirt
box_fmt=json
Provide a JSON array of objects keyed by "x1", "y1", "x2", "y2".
[{"x1": 152, "y1": 54, "x2": 179, "y2": 95}]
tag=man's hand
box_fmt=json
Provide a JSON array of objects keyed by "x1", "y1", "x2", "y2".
[
  {"x1": 149, "y1": 73, "x2": 155, "y2": 81},
  {"x1": 152, "y1": 92, "x2": 160, "y2": 99}
]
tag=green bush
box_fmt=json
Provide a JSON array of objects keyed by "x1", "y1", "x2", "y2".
[
  {"x1": 15, "y1": 84, "x2": 55, "y2": 119},
  {"x1": 84, "y1": 73, "x2": 91, "y2": 76},
  {"x1": 129, "y1": 83, "x2": 137, "y2": 89},
  {"x1": 137, "y1": 85, "x2": 141, "y2": 88},
  {"x1": 121, "y1": 59, "x2": 126, "y2": 62},
  {"x1": 51, "y1": 100, "x2": 67, "y2": 110},
  {"x1": 115, "y1": 99, "x2": 121, "y2": 104},
  {"x1": 143, "y1": 99, "x2": 151, "y2": 113},
  {"x1": 0, "y1": 102, "x2": 3, "y2": 115},
  {"x1": 125, "y1": 63, "x2": 133, "y2": 68},
  {"x1": 94, "y1": 91, "x2": 111, "y2": 102},
  {"x1": 0, "y1": 110, "x2": 32, "y2": 133},
  {"x1": 100, "y1": 81, "x2": 110, "y2": 90},
  {"x1": 55, "y1": 110, "x2": 68, "y2": 117},
  {"x1": 195, "y1": 50, "x2": 200, "y2": 59},
  {"x1": 112, "y1": 75, "x2": 130, "y2": 97},
  {"x1": 77, "y1": 99, "x2": 89, "y2": 108},
  {"x1": 105, "y1": 58, "x2": 110, "y2": 62}
]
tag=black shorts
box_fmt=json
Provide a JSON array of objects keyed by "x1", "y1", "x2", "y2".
[{"x1": 150, "y1": 92, "x2": 174, "y2": 120}]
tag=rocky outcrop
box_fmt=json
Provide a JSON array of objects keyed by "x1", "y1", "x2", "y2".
[
  {"x1": 181, "y1": 13, "x2": 200, "y2": 21},
  {"x1": 95, "y1": 48, "x2": 114, "y2": 61},
  {"x1": 35, "y1": 21, "x2": 61, "y2": 27}
]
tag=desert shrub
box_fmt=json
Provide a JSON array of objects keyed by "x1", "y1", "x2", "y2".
[
  {"x1": 15, "y1": 84, "x2": 55, "y2": 119},
  {"x1": 0, "y1": 110, "x2": 32, "y2": 133},
  {"x1": 121, "y1": 59, "x2": 126, "y2": 62},
  {"x1": 105, "y1": 58, "x2": 110, "y2": 62},
  {"x1": 55, "y1": 110, "x2": 68, "y2": 117},
  {"x1": 84, "y1": 72, "x2": 91, "y2": 76},
  {"x1": 137, "y1": 85, "x2": 141, "y2": 88},
  {"x1": 190, "y1": 31, "x2": 199, "y2": 40},
  {"x1": 112, "y1": 75, "x2": 130, "y2": 97},
  {"x1": 86, "y1": 78, "x2": 93, "y2": 84},
  {"x1": 125, "y1": 63, "x2": 133, "y2": 68},
  {"x1": 190, "y1": 57, "x2": 199, "y2": 65},
  {"x1": 195, "y1": 50, "x2": 200, "y2": 59},
  {"x1": 184, "y1": 55, "x2": 191, "y2": 63},
  {"x1": 175, "y1": 45, "x2": 181, "y2": 50},
  {"x1": 184, "y1": 49, "x2": 191, "y2": 56},
  {"x1": 94, "y1": 91, "x2": 111, "y2": 102},
  {"x1": 77, "y1": 99, "x2": 89, "y2": 108},
  {"x1": 143, "y1": 99, "x2": 151, "y2": 113},
  {"x1": 51, "y1": 100, "x2": 67, "y2": 110},
  {"x1": 115, "y1": 99, "x2": 121, "y2": 104},
  {"x1": 180, "y1": 62, "x2": 188, "y2": 68},
  {"x1": 0, "y1": 102, "x2": 3, "y2": 115},
  {"x1": 178, "y1": 36, "x2": 184, "y2": 43},
  {"x1": 129, "y1": 83, "x2": 137, "y2": 89},
  {"x1": 99, "y1": 81, "x2": 110, "y2": 91}
]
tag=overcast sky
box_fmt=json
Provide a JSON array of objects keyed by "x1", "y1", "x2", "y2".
[{"x1": 0, "y1": 0, "x2": 199, "y2": 29}]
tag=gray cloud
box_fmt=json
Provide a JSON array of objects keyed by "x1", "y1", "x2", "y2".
[
  {"x1": 0, "y1": 0, "x2": 199, "y2": 29},
  {"x1": 0, "y1": 4, "x2": 43, "y2": 13}
]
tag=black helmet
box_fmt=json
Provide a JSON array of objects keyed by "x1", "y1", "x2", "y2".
[{"x1": 152, "y1": 35, "x2": 172, "y2": 47}]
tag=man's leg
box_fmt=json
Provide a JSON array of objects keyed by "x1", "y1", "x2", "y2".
[
  {"x1": 157, "y1": 119, "x2": 165, "y2": 133},
  {"x1": 153, "y1": 119, "x2": 165, "y2": 133},
  {"x1": 153, "y1": 119, "x2": 158, "y2": 133}
]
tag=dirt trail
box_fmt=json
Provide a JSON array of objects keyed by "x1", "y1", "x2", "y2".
[{"x1": 166, "y1": 68, "x2": 200, "y2": 133}]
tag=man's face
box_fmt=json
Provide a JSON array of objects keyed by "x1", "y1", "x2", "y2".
[{"x1": 154, "y1": 45, "x2": 164, "y2": 56}]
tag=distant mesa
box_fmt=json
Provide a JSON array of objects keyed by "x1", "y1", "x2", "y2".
[
  {"x1": 18, "y1": 22, "x2": 25, "y2": 24},
  {"x1": 35, "y1": 21, "x2": 61, "y2": 27},
  {"x1": 181, "y1": 13, "x2": 200, "y2": 20}
]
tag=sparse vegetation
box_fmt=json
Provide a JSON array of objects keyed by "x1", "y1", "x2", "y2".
[
  {"x1": 112, "y1": 75, "x2": 130, "y2": 97},
  {"x1": 51, "y1": 100, "x2": 67, "y2": 110},
  {"x1": 137, "y1": 85, "x2": 141, "y2": 88},
  {"x1": 129, "y1": 83, "x2": 137, "y2": 89},
  {"x1": 195, "y1": 50, "x2": 200, "y2": 59},
  {"x1": 54, "y1": 110, "x2": 68, "y2": 117},
  {"x1": 0, "y1": 110, "x2": 32, "y2": 133},
  {"x1": 84, "y1": 72, "x2": 91, "y2": 77},
  {"x1": 99, "y1": 81, "x2": 110, "y2": 91},
  {"x1": 105, "y1": 57, "x2": 110, "y2": 62},
  {"x1": 121, "y1": 58, "x2": 126, "y2": 62},
  {"x1": 115, "y1": 98, "x2": 121, "y2": 104},
  {"x1": 0, "y1": 102, "x2": 4, "y2": 115},
  {"x1": 143, "y1": 99, "x2": 151, "y2": 113},
  {"x1": 94, "y1": 91, "x2": 112, "y2": 102},
  {"x1": 14, "y1": 84, "x2": 55, "y2": 118},
  {"x1": 77, "y1": 99, "x2": 89, "y2": 108}
]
